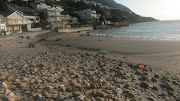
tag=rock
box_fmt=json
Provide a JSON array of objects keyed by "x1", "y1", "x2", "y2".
[
  {"x1": 22, "y1": 77, "x2": 29, "y2": 82},
  {"x1": 73, "y1": 91, "x2": 82, "y2": 97},
  {"x1": 58, "y1": 76, "x2": 67, "y2": 82},
  {"x1": 39, "y1": 63, "x2": 45, "y2": 67},
  {"x1": 56, "y1": 94, "x2": 65, "y2": 101},
  {"x1": 6, "y1": 76, "x2": 11, "y2": 82},
  {"x1": 140, "y1": 82, "x2": 149, "y2": 89},
  {"x1": 123, "y1": 90, "x2": 136, "y2": 100},
  {"x1": 117, "y1": 70, "x2": 124, "y2": 76},
  {"x1": 71, "y1": 80, "x2": 82, "y2": 88},
  {"x1": 64, "y1": 99, "x2": 73, "y2": 101},
  {"x1": 105, "y1": 94, "x2": 115, "y2": 100},
  {"x1": 44, "y1": 93, "x2": 51, "y2": 99},
  {"x1": 16, "y1": 82, "x2": 25, "y2": 90},
  {"x1": 5, "y1": 89, "x2": 14, "y2": 96},
  {"x1": 95, "y1": 97, "x2": 104, "y2": 101},
  {"x1": 2, "y1": 82, "x2": 8, "y2": 89},
  {"x1": 36, "y1": 94, "x2": 43, "y2": 99},
  {"x1": 172, "y1": 80, "x2": 179, "y2": 85},
  {"x1": 84, "y1": 80, "x2": 91, "y2": 88},
  {"x1": 154, "y1": 74, "x2": 159, "y2": 78},
  {"x1": 168, "y1": 91, "x2": 174, "y2": 96},
  {"x1": 42, "y1": 79, "x2": 47, "y2": 84},
  {"x1": 124, "y1": 83, "x2": 130, "y2": 89},
  {"x1": 151, "y1": 78, "x2": 158, "y2": 82},
  {"x1": 3, "y1": 96, "x2": 15, "y2": 101},
  {"x1": 85, "y1": 90, "x2": 91, "y2": 95},
  {"x1": 147, "y1": 97, "x2": 156, "y2": 101},
  {"x1": 28, "y1": 43, "x2": 35, "y2": 48},
  {"x1": 75, "y1": 95, "x2": 85, "y2": 101},
  {"x1": 152, "y1": 86, "x2": 158, "y2": 91},
  {"x1": 59, "y1": 84, "x2": 66, "y2": 92},
  {"x1": 139, "y1": 75, "x2": 150, "y2": 82},
  {"x1": 44, "y1": 86, "x2": 53, "y2": 91},
  {"x1": 90, "y1": 83, "x2": 98, "y2": 89},
  {"x1": 96, "y1": 90, "x2": 106, "y2": 97},
  {"x1": 160, "y1": 83, "x2": 174, "y2": 91},
  {"x1": 161, "y1": 77, "x2": 171, "y2": 83}
]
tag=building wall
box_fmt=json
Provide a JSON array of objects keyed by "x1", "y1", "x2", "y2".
[
  {"x1": 7, "y1": 12, "x2": 24, "y2": 20},
  {"x1": 0, "y1": 24, "x2": 6, "y2": 31}
]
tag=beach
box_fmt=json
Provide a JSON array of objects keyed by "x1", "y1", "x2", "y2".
[{"x1": 0, "y1": 31, "x2": 180, "y2": 101}]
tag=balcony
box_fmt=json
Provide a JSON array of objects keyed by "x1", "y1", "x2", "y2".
[{"x1": 7, "y1": 19, "x2": 30, "y2": 25}]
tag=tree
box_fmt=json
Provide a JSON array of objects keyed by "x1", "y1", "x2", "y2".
[
  {"x1": 37, "y1": 12, "x2": 48, "y2": 29},
  {"x1": 11, "y1": 0, "x2": 28, "y2": 7},
  {"x1": 0, "y1": 0, "x2": 7, "y2": 10}
]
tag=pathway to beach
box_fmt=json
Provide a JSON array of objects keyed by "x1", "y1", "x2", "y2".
[{"x1": 0, "y1": 32, "x2": 179, "y2": 101}]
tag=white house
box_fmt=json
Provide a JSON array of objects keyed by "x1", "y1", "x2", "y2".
[
  {"x1": 24, "y1": 16, "x2": 40, "y2": 27},
  {"x1": 7, "y1": 4, "x2": 40, "y2": 28},
  {"x1": 0, "y1": 11, "x2": 31, "y2": 34},
  {"x1": 74, "y1": 9, "x2": 100, "y2": 20},
  {"x1": 0, "y1": 16, "x2": 7, "y2": 35},
  {"x1": 46, "y1": 6, "x2": 64, "y2": 29}
]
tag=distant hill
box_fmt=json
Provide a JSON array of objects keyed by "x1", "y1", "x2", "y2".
[{"x1": 87, "y1": 0, "x2": 132, "y2": 13}]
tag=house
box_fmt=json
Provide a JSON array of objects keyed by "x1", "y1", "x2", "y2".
[
  {"x1": 7, "y1": 4, "x2": 40, "y2": 28},
  {"x1": 24, "y1": 16, "x2": 40, "y2": 27},
  {"x1": 0, "y1": 15, "x2": 7, "y2": 35},
  {"x1": 74, "y1": 9, "x2": 100, "y2": 20},
  {"x1": 2, "y1": 11, "x2": 31, "y2": 34},
  {"x1": 60, "y1": 15, "x2": 78, "y2": 28},
  {"x1": 32, "y1": 3, "x2": 51, "y2": 12},
  {"x1": 87, "y1": 1, "x2": 97, "y2": 6},
  {"x1": 46, "y1": 6, "x2": 64, "y2": 29}
]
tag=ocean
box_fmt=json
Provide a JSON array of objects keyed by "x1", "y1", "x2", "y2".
[{"x1": 90, "y1": 20, "x2": 180, "y2": 40}]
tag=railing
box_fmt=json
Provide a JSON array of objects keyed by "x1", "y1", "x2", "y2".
[{"x1": 7, "y1": 20, "x2": 30, "y2": 25}]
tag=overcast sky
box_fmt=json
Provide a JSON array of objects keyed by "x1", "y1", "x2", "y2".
[{"x1": 114, "y1": 0, "x2": 180, "y2": 20}]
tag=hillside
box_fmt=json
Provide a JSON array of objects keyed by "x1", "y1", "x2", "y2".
[{"x1": 87, "y1": 0, "x2": 132, "y2": 13}]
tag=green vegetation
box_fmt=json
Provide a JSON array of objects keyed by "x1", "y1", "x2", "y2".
[
  {"x1": 0, "y1": 0, "x2": 7, "y2": 10},
  {"x1": 36, "y1": 12, "x2": 48, "y2": 29},
  {"x1": 56, "y1": 0, "x2": 156, "y2": 25},
  {"x1": 10, "y1": 0, "x2": 29, "y2": 7}
]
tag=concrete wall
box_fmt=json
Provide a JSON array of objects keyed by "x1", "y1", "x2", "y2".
[
  {"x1": 58, "y1": 27, "x2": 93, "y2": 33},
  {"x1": 29, "y1": 28, "x2": 42, "y2": 31}
]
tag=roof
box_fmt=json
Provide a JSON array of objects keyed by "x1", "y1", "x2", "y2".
[
  {"x1": 8, "y1": 4, "x2": 35, "y2": 16},
  {"x1": 0, "y1": 11, "x2": 24, "y2": 18},
  {"x1": 0, "y1": 10, "x2": 14, "y2": 17}
]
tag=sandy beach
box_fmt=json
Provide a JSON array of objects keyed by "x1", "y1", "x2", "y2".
[{"x1": 0, "y1": 31, "x2": 180, "y2": 101}]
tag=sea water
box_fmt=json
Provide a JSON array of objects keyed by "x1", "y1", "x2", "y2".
[{"x1": 90, "y1": 20, "x2": 180, "y2": 40}]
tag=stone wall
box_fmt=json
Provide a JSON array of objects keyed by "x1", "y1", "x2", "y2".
[{"x1": 58, "y1": 27, "x2": 93, "y2": 33}]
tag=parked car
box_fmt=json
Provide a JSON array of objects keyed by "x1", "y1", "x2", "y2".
[{"x1": 5, "y1": 30, "x2": 11, "y2": 35}]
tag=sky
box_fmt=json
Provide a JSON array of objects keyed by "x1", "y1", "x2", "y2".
[{"x1": 114, "y1": 0, "x2": 180, "y2": 20}]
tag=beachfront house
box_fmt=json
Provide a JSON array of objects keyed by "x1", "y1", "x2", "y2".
[
  {"x1": 32, "y1": 3, "x2": 64, "y2": 29},
  {"x1": 0, "y1": 15, "x2": 7, "y2": 35},
  {"x1": 7, "y1": 4, "x2": 41, "y2": 28},
  {"x1": 2, "y1": 11, "x2": 31, "y2": 34},
  {"x1": 32, "y1": 3, "x2": 78, "y2": 29},
  {"x1": 60, "y1": 15, "x2": 78, "y2": 29}
]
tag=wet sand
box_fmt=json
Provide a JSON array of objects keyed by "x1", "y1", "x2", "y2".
[{"x1": 44, "y1": 32, "x2": 180, "y2": 73}]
